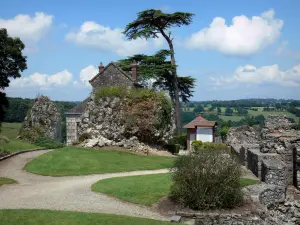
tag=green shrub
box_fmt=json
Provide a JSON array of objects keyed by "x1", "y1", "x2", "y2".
[
  {"x1": 20, "y1": 125, "x2": 46, "y2": 142},
  {"x1": 202, "y1": 142, "x2": 228, "y2": 150},
  {"x1": 34, "y1": 136, "x2": 64, "y2": 149},
  {"x1": 95, "y1": 86, "x2": 127, "y2": 102},
  {"x1": 164, "y1": 144, "x2": 180, "y2": 155},
  {"x1": 173, "y1": 134, "x2": 187, "y2": 149},
  {"x1": 191, "y1": 140, "x2": 203, "y2": 150},
  {"x1": 79, "y1": 133, "x2": 91, "y2": 142},
  {"x1": 170, "y1": 150, "x2": 243, "y2": 210}
]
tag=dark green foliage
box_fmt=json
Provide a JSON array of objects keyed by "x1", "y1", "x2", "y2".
[
  {"x1": 193, "y1": 105, "x2": 204, "y2": 113},
  {"x1": 173, "y1": 134, "x2": 187, "y2": 149},
  {"x1": 79, "y1": 133, "x2": 91, "y2": 143},
  {"x1": 118, "y1": 50, "x2": 196, "y2": 104},
  {"x1": 292, "y1": 119, "x2": 300, "y2": 130},
  {"x1": 170, "y1": 150, "x2": 243, "y2": 210},
  {"x1": 34, "y1": 136, "x2": 64, "y2": 149},
  {"x1": 0, "y1": 28, "x2": 27, "y2": 128},
  {"x1": 20, "y1": 125, "x2": 46, "y2": 142},
  {"x1": 164, "y1": 144, "x2": 180, "y2": 154},
  {"x1": 201, "y1": 142, "x2": 228, "y2": 151},
  {"x1": 123, "y1": 9, "x2": 194, "y2": 41},
  {"x1": 191, "y1": 140, "x2": 203, "y2": 150},
  {"x1": 123, "y1": 9, "x2": 195, "y2": 134},
  {"x1": 180, "y1": 111, "x2": 195, "y2": 125}
]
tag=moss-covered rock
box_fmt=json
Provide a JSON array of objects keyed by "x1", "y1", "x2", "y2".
[{"x1": 20, "y1": 95, "x2": 61, "y2": 142}]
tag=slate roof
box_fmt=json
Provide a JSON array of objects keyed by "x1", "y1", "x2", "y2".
[
  {"x1": 65, "y1": 98, "x2": 89, "y2": 115},
  {"x1": 183, "y1": 115, "x2": 216, "y2": 128},
  {"x1": 89, "y1": 62, "x2": 134, "y2": 84}
]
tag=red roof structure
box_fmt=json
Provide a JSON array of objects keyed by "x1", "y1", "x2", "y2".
[{"x1": 183, "y1": 115, "x2": 216, "y2": 129}]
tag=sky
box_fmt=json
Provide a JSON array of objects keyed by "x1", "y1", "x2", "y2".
[{"x1": 1, "y1": 0, "x2": 300, "y2": 101}]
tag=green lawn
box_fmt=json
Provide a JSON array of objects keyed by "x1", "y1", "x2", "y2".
[
  {"x1": 0, "y1": 122, "x2": 21, "y2": 139},
  {"x1": 92, "y1": 173, "x2": 260, "y2": 206},
  {"x1": 25, "y1": 147, "x2": 174, "y2": 176},
  {"x1": 0, "y1": 177, "x2": 17, "y2": 186},
  {"x1": 0, "y1": 123, "x2": 40, "y2": 153},
  {"x1": 92, "y1": 173, "x2": 172, "y2": 206},
  {"x1": 0, "y1": 139, "x2": 40, "y2": 153},
  {"x1": 0, "y1": 209, "x2": 172, "y2": 225},
  {"x1": 247, "y1": 110, "x2": 298, "y2": 121},
  {"x1": 239, "y1": 178, "x2": 261, "y2": 187}
]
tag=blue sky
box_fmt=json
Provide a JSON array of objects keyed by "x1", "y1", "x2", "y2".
[{"x1": 1, "y1": 0, "x2": 300, "y2": 101}]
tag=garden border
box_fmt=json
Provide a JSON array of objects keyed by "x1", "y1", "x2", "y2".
[{"x1": 0, "y1": 148, "x2": 48, "y2": 162}]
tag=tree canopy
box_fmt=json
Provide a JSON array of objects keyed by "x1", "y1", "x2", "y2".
[
  {"x1": 123, "y1": 9, "x2": 194, "y2": 134},
  {"x1": 118, "y1": 50, "x2": 195, "y2": 104},
  {"x1": 0, "y1": 28, "x2": 27, "y2": 128}
]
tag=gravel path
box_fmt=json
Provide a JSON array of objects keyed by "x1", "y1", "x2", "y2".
[{"x1": 0, "y1": 150, "x2": 170, "y2": 221}]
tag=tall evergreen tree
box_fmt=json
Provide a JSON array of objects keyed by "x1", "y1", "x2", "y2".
[{"x1": 123, "y1": 9, "x2": 194, "y2": 133}]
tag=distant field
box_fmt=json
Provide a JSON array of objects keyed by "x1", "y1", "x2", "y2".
[
  {"x1": 247, "y1": 110, "x2": 298, "y2": 121},
  {"x1": 0, "y1": 122, "x2": 39, "y2": 153},
  {"x1": 181, "y1": 105, "x2": 299, "y2": 122},
  {"x1": 0, "y1": 122, "x2": 21, "y2": 139},
  {"x1": 219, "y1": 115, "x2": 244, "y2": 122}
]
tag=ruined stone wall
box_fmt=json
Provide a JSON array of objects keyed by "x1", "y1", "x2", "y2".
[
  {"x1": 228, "y1": 115, "x2": 300, "y2": 188},
  {"x1": 261, "y1": 159, "x2": 287, "y2": 187},
  {"x1": 20, "y1": 95, "x2": 61, "y2": 141},
  {"x1": 66, "y1": 115, "x2": 81, "y2": 145},
  {"x1": 71, "y1": 94, "x2": 175, "y2": 150}
]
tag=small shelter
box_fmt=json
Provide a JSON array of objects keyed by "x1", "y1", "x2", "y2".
[{"x1": 183, "y1": 115, "x2": 217, "y2": 150}]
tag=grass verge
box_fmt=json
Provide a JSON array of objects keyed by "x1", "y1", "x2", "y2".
[
  {"x1": 92, "y1": 173, "x2": 172, "y2": 206},
  {"x1": 0, "y1": 122, "x2": 40, "y2": 153},
  {"x1": 239, "y1": 178, "x2": 261, "y2": 187},
  {"x1": 0, "y1": 177, "x2": 17, "y2": 186},
  {"x1": 25, "y1": 147, "x2": 174, "y2": 176},
  {"x1": 92, "y1": 173, "x2": 260, "y2": 206},
  {"x1": 0, "y1": 209, "x2": 171, "y2": 225}
]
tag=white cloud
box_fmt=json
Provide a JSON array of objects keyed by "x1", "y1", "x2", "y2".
[
  {"x1": 8, "y1": 70, "x2": 73, "y2": 90},
  {"x1": 277, "y1": 41, "x2": 300, "y2": 60},
  {"x1": 211, "y1": 64, "x2": 300, "y2": 87},
  {"x1": 80, "y1": 65, "x2": 98, "y2": 87},
  {"x1": 66, "y1": 21, "x2": 164, "y2": 56},
  {"x1": 186, "y1": 9, "x2": 284, "y2": 56},
  {"x1": 0, "y1": 12, "x2": 53, "y2": 42}
]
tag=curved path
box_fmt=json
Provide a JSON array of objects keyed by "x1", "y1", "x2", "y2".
[{"x1": 0, "y1": 150, "x2": 170, "y2": 221}]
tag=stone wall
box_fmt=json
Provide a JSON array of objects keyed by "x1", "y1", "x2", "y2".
[
  {"x1": 66, "y1": 115, "x2": 81, "y2": 145},
  {"x1": 228, "y1": 115, "x2": 300, "y2": 188},
  {"x1": 261, "y1": 159, "x2": 287, "y2": 187}
]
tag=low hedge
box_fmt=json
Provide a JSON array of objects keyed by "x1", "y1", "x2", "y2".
[
  {"x1": 34, "y1": 136, "x2": 64, "y2": 149},
  {"x1": 173, "y1": 134, "x2": 187, "y2": 149},
  {"x1": 164, "y1": 144, "x2": 180, "y2": 155}
]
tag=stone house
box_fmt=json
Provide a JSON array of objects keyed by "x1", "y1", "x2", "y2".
[
  {"x1": 65, "y1": 61, "x2": 140, "y2": 145},
  {"x1": 184, "y1": 115, "x2": 217, "y2": 150}
]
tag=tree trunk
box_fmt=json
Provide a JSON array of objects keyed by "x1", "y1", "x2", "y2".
[{"x1": 160, "y1": 30, "x2": 182, "y2": 134}]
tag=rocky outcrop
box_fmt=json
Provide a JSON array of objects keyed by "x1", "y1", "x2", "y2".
[
  {"x1": 227, "y1": 125, "x2": 261, "y2": 151},
  {"x1": 76, "y1": 93, "x2": 175, "y2": 152},
  {"x1": 20, "y1": 95, "x2": 61, "y2": 141}
]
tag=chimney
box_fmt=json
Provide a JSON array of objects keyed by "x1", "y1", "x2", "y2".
[
  {"x1": 131, "y1": 60, "x2": 138, "y2": 82},
  {"x1": 98, "y1": 62, "x2": 104, "y2": 73}
]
